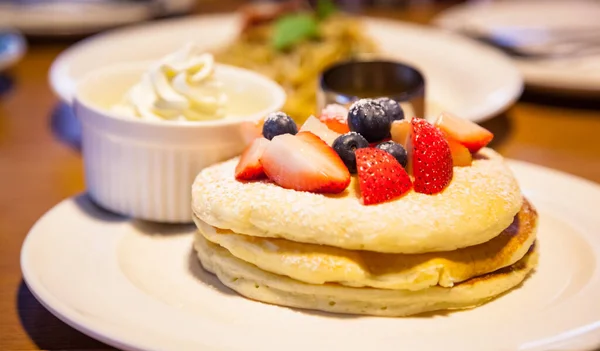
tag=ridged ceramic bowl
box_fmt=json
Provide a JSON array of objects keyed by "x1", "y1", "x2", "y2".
[{"x1": 74, "y1": 62, "x2": 286, "y2": 223}]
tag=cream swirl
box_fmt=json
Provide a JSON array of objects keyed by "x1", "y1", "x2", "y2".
[{"x1": 114, "y1": 44, "x2": 228, "y2": 121}]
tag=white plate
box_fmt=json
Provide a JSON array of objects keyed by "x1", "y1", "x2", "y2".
[
  {"x1": 0, "y1": 0, "x2": 196, "y2": 37},
  {"x1": 434, "y1": 0, "x2": 600, "y2": 95},
  {"x1": 0, "y1": 29, "x2": 27, "y2": 72},
  {"x1": 49, "y1": 14, "x2": 523, "y2": 123},
  {"x1": 21, "y1": 160, "x2": 600, "y2": 351}
]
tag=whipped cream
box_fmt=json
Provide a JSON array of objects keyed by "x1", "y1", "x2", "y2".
[{"x1": 113, "y1": 44, "x2": 228, "y2": 121}]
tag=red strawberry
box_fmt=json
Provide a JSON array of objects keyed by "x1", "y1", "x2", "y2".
[
  {"x1": 355, "y1": 148, "x2": 412, "y2": 205},
  {"x1": 260, "y1": 131, "x2": 350, "y2": 193},
  {"x1": 434, "y1": 112, "x2": 493, "y2": 153},
  {"x1": 411, "y1": 118, "x2": 453, "y2": 194},
  {"x1": 235, "y1": 137, "x2": 270, "y2": 180},
  {"x1": 319, "y1": 104, "x2": 350, "y2": 134}
]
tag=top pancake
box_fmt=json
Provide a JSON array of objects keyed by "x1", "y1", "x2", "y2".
[{"x1": 192, "y1": 148, "x2": 522, "y2": 254}]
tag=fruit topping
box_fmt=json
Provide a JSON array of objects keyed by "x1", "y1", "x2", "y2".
[
  {"x1": 347, "y1": 99, "x2": 391, "y2": 143},
  {"x1": 319, "y1": 104, "x2": 350, "y2": 134},
  {"x1": 235, "y1": 137, "x2": 270, "y2": 180},
  {"x1": 447, "y1": 137, "x2": 473, "y2": 167},
  {"x1": 375, "y1": 141, "x2": 407, "y2": 168},
  {"x1": 355, "y1": 148, "x2": 412, "y2": 205},
  {"x1": 299, "y1": 115, "x2": 341, "y2": 145},
  {"x1": 411, "y1": 118, "x2": 453, "y2": 194},
  {"x1": 434, "y1": 112, "x2": 493, "y2": 153},
  {"x1": 240, "y1": 117, "x2": 265, "y2": 145},
  {"x1": 376, "y1": 97, "x2": 404, "y2": 122},
  {"x1": 235, "y1": 102, "x2": 479, "y2": 201},
  {"x1": 260, "y1": 131, "x2": 350, "y2": 193},
  {"x1": 332, "y1": 132, "x2": 369, "y2": 173},
  {"x1": 262, "y1": 111, "x2": 298, "y2": 140},
  {"x1": 390, "y1": 119, "x2": 412, "y2": 149}
]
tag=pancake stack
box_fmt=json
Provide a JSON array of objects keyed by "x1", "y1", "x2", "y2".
[{"x1": 191, "y1": 148, "x2": 538, "y2": 317}]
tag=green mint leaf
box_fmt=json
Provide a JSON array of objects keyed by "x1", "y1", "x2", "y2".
[
  {"x1": 316, "y1": 0, "x2": 337, "y2": 20},
  {"x1": 272, "y1": 13, "x2": 319, "y2": 51}
]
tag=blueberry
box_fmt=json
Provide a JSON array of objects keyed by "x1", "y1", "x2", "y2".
[
  {"x1": 347, "y1": 99, "x2": 391, "y2": 142},
  {"x1": 262, "y1": 112, "x2": 298, "y2": 140},
  {"x1": 332, "y1": 132, "x2": 369, "y2": 173},
  {"x1": 376, "y1": 141, "x2": 407, "y2": 168},
  {"x1": 376, "y1": 97, "x2": 404, "y2": 122}
]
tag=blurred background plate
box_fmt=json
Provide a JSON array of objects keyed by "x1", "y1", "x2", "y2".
[
  {"x1": 49, "y1": 13, "x2": 523, "y2": 123},
  {"x1": 434, "y1": 0, "x2": 600, "y2": 96},
  {"x1": 0, "y1": 29, "x2": 27, "y2": 72},
  {"x1": 0, "y1": 0, "x2": 197, "y2": 37}
]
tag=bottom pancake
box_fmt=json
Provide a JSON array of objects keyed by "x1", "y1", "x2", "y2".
[{"x1": 194, "y1": 234, "x2": 538, "y2": 317}]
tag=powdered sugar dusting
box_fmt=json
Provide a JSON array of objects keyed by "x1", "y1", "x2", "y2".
[
  {"x1": 264, "y1": 111, "x2": 288, "y2": 123},
  {"x1": 351, "y1": 98, "x2": 378, "y2": 110}
]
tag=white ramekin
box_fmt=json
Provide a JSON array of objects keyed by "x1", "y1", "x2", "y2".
[{"x1": 74, "y1": 62, "x2": 286, "y2": 223}]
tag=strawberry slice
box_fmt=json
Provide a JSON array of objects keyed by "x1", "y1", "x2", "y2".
[
  {"x1": 434, "y1": 112, "x2": 493, "y2": 153},
  {"x1": 390, "y1": 118, "x2": 412, "y2": 149},
  {"x1": 319, "y1": 104, "x2": 350, "y2": 134},
  {"x1": 235, "y1": 137, "x2": 270, "y2": 180},
  {"x1": 239, "y1": 117, "x2": 265, "y2": 146},
  {"x1": 260, "y1": 131, "x2": 350, "y2": 193},
  {"x1": 299, "y1": 115, "x2": 341, "y2": 145},
  {"x1": 411, "y1": 118, "x2": 453, "y2": 194},
  {"x1": 447, "y1": 137, "x2": 472, "y2": 167},
  {"x1": 391, "y1": 118, "x2": 414, "y2": 174},
  {"x1": 356, "y1": 148, "x2": 412, "y2": 205}
]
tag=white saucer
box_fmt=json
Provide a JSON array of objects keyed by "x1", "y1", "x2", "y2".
[
  {"x1": 21, "y1": 160, "x2": 600, "y2": 351},
  {"x1": 0, "y1": 0, "x2": 196, "y2": 37},
  {"x1": 49, "y1": 14, "x2": 522, "y2": 123},
  {"x1": 434, "y1": 0, "x2": 600, "y2": 95}
]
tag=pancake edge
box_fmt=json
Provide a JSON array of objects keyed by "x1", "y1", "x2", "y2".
[{"x1": 194, "y1": 234, "x2": 539, "y2": 317}]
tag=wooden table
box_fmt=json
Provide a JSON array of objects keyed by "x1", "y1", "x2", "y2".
[{"x1": 1, "y1": 1, "x2": 599, "y2": 350}]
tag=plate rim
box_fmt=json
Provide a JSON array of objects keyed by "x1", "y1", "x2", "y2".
[
  {"x1": 47, "y1": 13, "x2": 523, "y2": 123},
  {"x1": 20, "y1": 159, "x2": 600, "y2": 351},
  {"x1": 20, "y1": 200, "x2": 151, "y2": 351},
  {"x1": 361, "y1": 16, "x2": 523, "y2": 123},
  {"x1": 0, "y1": 0, "x2": 197, "y2": 37},
  {"x1": 432, "y1": 0, "x2": 600, "y2": 94}
]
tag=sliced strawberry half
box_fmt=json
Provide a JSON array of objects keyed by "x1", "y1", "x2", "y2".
[
  {"x1": 447, "y1": 137, "x2": 472, "y2": 167},
  {"x1": 391, "y1": 118, "x2": 414, "y2": 174},
  {"x1": 355, "y1": 148, "x2": 412, "y2": 205},
  {"x1": 235, "y1": 137, "x2": 270, "y2": 180},
  {"x1": 319, "y1": 104, "x2": 350, "y2": 134},
  {"x1": 260, "y1": 131, "x2": 350, "y2": 193},
  {"x1": 434, "y1": 112, "x2": 493, "y2": 153},
  {"x1": 299, "y1": 115, "x2": 341, "y2": 145},
  {"x1": 239, "y1": 117, "x2": 265, "y2": 146},
  {"x1": 411, "y1": 118, "x2": 453, "y2": 194},
  {"x1": 390, "y1": 118, "x2": 412, "y2": 149}
]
